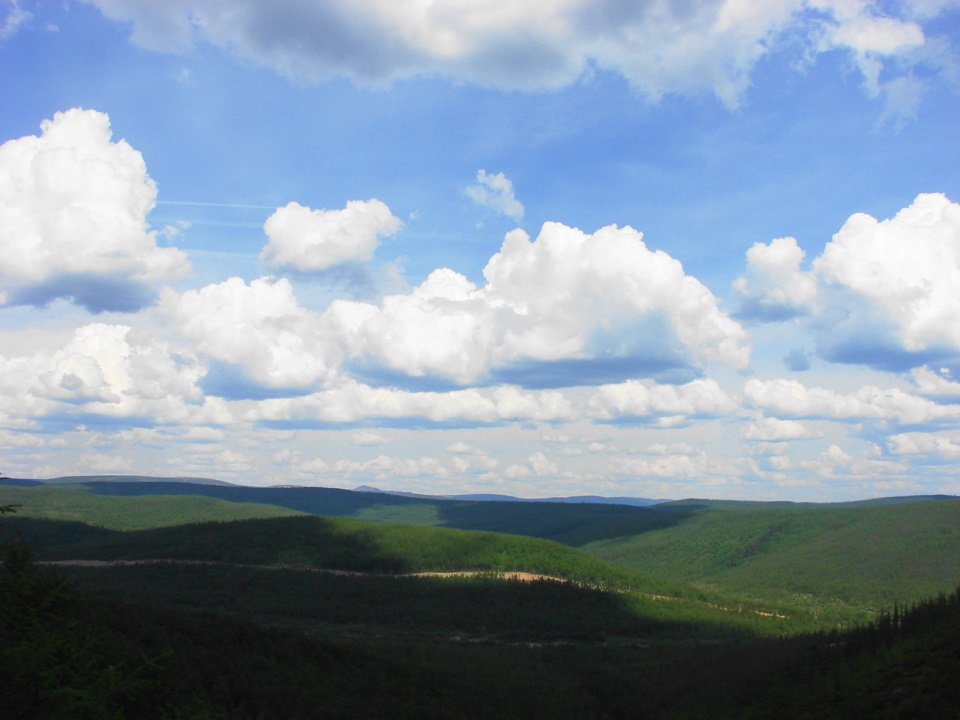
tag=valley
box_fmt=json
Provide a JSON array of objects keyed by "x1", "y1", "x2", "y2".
[{"x1": 3, "y1": 477, "x2": 959, "y2": 718}]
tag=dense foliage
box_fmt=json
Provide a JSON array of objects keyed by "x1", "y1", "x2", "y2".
[
  {"x1": 13, "y1": 482, "x2": 960, "y2": 625},
  {"x1": 2, "y1": 484, "x2": 304, "y2": 529},
  {"x1": 5, "y1": 538, "x2": 959, "y2": 718},
  {"x1": 4, "y1": 479, "x2": 960, "y2": 718},
  {"x1": 584, "y1": 499, "x2": 960, "y2": 623},
  {"x1": 24, "y1": 514, "x2": 658, "y2": 586},
  {"x1": 21, "y1": 480, "x2": 682, "y2": 542}
]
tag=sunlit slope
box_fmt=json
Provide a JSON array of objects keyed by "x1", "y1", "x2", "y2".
[
  {"x1": 22, "y1": 515, "x2": 810, "y2": 637},
  {"x1": 27, "y1": 514, "x2": 661, "y2": 588},
  {"x1": 1, "y1": 484, "x2": 305, "y2": 529},
  {"x1": 8, "y1": 481, "x2": 958, "y2": 621},
  {"x1": 11, "y1": 480, "x2": 679, "y2": 542},
  {"x1": 583, "y1": 498, "x2": 960, "y2": 611}
]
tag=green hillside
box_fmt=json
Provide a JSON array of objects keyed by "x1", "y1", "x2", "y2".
[
  {"x1": 7, "y1": 480, "x2": 960, "y2": 627},
  {"x1": 584, "y1": 499, "x2": 960, "y2": 620},
  {"x1": 19, "y1": 480, "x2": 679, "y2": 543},
  {"x1": 6, "y1": 516, "x2": 959, "y2": 718},
  {"x1": 15, "y1": 514, "x2": 809, "y2": 635},
  {"x1": 21, "y1": 514, "x2": 672, "y2": 592},
  {"x1": 5, "y1": 481, "x2": 960, "y2": 718},
  {"x1": 0, "y1": 483, "x2": 304, "y2": 529}
]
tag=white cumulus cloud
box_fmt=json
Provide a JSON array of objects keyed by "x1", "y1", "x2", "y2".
[
  {"x1": 801, "y1": 443, "x2": 908, "y2": 480},
  {"x1": 483, "y1": 223, "x2": 750, "y2": 371},
  {"x1": 260, "y1": 199, "x2": 401, "y2": 272},
  {"x1": 736, "y1": 194, "x2": 960, "y2": 371},
  {"x1": 0, "y1": 323, "x2": 229, "y2": 425},
  {"x1": 325, "y1": 222, "x2": 750, "y2": 387},
  {"x1": 0, "y1": 109, "x2": 189, "y2": 311},
  {"x1": 911, "y1": 366, "x2": 960, "y2": 398},
  {"x1": 744, "y1": 377, "x2": 960, "y2": 425},
  {"x1": 742, "y1": 416, "x2": 822, "y2": 441},
  {"x1": 813, "y1": 193, "x2": 960, "y2": 361},
  {"x1": 734, "y1": 236, "x2": 817, "y2": 321},
  {"x1": 159, "y1": 276, "x2": 339, "y2": 390},
  {"x1": 246, "y1": 380, "x2": 575, "y2": 426},
  {"x1": 588, "y1": 379, "x2": 738, "y2": 424},
  {"x1": 887, "y1": 429, "x2": 960, "y2": 459}
]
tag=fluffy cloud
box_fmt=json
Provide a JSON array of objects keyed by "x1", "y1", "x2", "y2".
[
  {"x1": 85, "y1": 1, "x2": 949, "y2": 107},
  {"x1": 260, "y1": 199, "x2": 401, "y2": 272},
  {"x1": 247, "y1": 380, "x2": 575, "y2": 426},
  {"x1": 504, "y1": 451, "x2": 561, "y2": 480},
  {"x1": 814, "y1": 193, "x2": 960, "y2": 364},
  {"x1": 887, "y1": 429, "x2": 960, "y2": 459},
  {"x1": 484, "y1": 224, "x2": 750, "y2": 371},
  {"x1": 162, "y1": 220, "x2": 748, "y2": 400},
  {"x1": 0, "y1": 323, "x2": 229, "y2": 426},
  {"x1": 326, "y1": 222, "x2": 750, "y2": 387},
  {"x1": 734, "y1": 236, "x2": 817, "y2": 321},
  {"x1": 0, "y1": 109, "x2": 189, "y2": 312},
  {"x1": 801, "y1": 443, "x2": 908, "y2": 480},
  {"x1": 588, "y1": 378, "x2": 737, "y2": 425},
  {"x1": 737, "y1": 194, "x2": 960, "y2": 371},
  {"x1": 742, "y1": 416, "x2": 822, "y2": 441},
  {"x1": 329, "y1": 269, "x2": 497, "y2": 385},
  {"x1": 911, "y1": 366, "x2": 960, "y2": 399},
  {"x1": 744, "y1": 377, "x2": 960, "y2": 425},
  {"x1": 159, "y1": 276, "x2": 339, "y2": 392},
  {"x1": 464, "y1": 170, "x2": 524, "y2": 222}
]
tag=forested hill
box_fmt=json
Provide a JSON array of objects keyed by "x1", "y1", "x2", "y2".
[
  {"x1": 6, "y1": 480, "x2": 960, "y2": 622},
  {"x1": 9, "y1": 480, "x2": 683, "y2": 545},
  {"x1": 584, "y1": 497, "x2": 960, "y2": 619},
  {"x1": 21, "y1": 514, "x2": 657, "y2": 591},
  {"x1": 5, "y1": 479, "x2": 960, "y2": 717}
]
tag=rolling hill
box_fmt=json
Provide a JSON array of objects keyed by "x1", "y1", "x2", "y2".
[
  {"x1": 5, "y1": 478, "x2": 960, "y2": 624},
  {"x1": 4, "y1": 478, "x2": 960, "y2": 718},
  {"x1": 584, "y1": 498, "x2": 960, "y2": 621}
]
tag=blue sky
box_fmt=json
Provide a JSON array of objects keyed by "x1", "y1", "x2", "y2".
[{"x1": 2, "y1": 0, "x2": 960, "y2": 500}]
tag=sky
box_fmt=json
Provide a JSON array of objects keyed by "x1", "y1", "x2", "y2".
[{"x1": 1, "y1": 1, "x2": 960, "y2": 501}]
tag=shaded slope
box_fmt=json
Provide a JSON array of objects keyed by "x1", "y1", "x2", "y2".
[
  {"x1": 21, "y1": 514, "x2": 809, "y2": 638},
  {"x1": 9, "y1": 482, "x2": 960, "y2": 625},
  {"x1": 44, "y1": 481, "x2": 689, "y2": 544},
  {"x1": 24, "y1": 514, "x2": 665, "y2": 589}
]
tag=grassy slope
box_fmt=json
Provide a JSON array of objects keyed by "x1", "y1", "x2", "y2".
[{"x1": 584, "y1": 499, "x2": 960, "y2": 620}]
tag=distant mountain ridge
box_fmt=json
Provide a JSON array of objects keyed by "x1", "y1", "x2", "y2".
[
  {"x1": 353, "y1": 483, "x2": 668, "y2": 506},
  {"x1": 17, "y1": 475, "x2": 958, "y2": 507},
  {"x1": 27, "y1": 476, "x2": 667, "y2": 506},
  {"x1": 43, "y1": 475, "x2": 240, "y2": 487}
]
